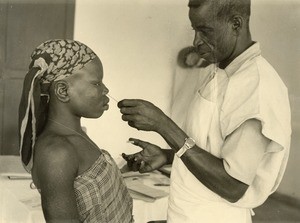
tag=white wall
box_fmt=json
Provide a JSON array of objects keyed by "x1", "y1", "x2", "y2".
[
  {"x1": 74, "y1": 0, "x2": 300, "y2": 199},
  {"x1": 74, "y1": 0, "x2": 193, "y2": 159}
]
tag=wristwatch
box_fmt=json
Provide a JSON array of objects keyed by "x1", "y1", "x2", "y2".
[{"x1": 176, "y1": 137, "x2": 196, "y2": 157}]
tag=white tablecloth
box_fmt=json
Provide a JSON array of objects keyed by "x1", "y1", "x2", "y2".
[{"x1": 0, "y1": 172, "x2": 169, "y2": 223}]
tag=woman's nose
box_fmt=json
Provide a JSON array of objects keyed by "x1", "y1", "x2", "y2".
[{"x1": 103, "y1": 85, "x2": 109, "y2": 95}]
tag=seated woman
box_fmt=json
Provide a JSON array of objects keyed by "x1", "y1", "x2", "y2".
[{"x1": 18, "y1": 39, "x2": 133, "y2": 223}]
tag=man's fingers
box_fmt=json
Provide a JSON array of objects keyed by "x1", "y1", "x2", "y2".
[
  {"x1": 122, "y1": 153, "x2": 135, "y2": 161},
  {"x1": 122, "y1": 152, "x2": 144, "y2": 170},
  {"x1": 121, "y1": 114, "x2": 135, "y2": 122},
  {"x1": 118, "y1": 99, "x2": 144, "y2": 108},
  {"x1": 122, "y1": 153, "x2": 137, "y2": 168},
  {"x1": 139, "y1": 162, "x2": 153, "y2": 173},
  {"x1": 140, "y1": 160, "x2": 145, "y2": 170},
  {"x1": 120, "y1": 107, "x2": 139, "y2": 115},
  {"x1": 122, "y1": 152, "x2": 143, "y2": 162},
  {"x1": 132, "y1": 161, "x2": 141, "y2": 172},
  {"x1": 131, "y1": 153, "x2": 144, "y2": 171},
  {"x1": 133, "y1": 152, "x2": 144, "y2": 162},
  {"x1": 128, "y1": 138, "x2": 151, "y2": 150}
]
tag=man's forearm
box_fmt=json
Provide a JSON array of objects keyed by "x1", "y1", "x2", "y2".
[
  {"x1": 156, "y1": 116, "x2": 248, "y2": 202},
  {"x1": 157, "y1": 115, "x2": 188, "y2": 151}
]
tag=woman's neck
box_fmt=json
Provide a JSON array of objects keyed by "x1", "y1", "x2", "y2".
[{"x1": 47, "y1": 110, "x2": 83, "y2": 133}]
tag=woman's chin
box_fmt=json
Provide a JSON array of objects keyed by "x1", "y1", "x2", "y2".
[
  {"x1": 85, "y1": 105, "x2": 109, "y2": 119},
  {"x1": 88, "y1": 110, "x2": 105, "y2": 119}
]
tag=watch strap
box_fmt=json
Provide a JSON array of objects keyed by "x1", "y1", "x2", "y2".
[{"x1": 176, "y1": 137, "x2": 196, "y2": 157}]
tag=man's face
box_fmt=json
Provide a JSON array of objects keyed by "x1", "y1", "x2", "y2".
[{"x1": 189, "y1": 1, "x2": 236, "y2": 64}]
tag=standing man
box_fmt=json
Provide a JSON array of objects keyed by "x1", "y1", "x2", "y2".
[{"x1": 118, "y1": 0, "x2": 291, "y2": 222}]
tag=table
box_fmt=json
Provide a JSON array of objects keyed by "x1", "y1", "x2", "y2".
[
  {"x1": 0, "y1": 176, "x2": 44, "y2": 223},
  {"x1": 124, "y1": 172, "x2": 170, "y2": 222},
  {"x1": 0, "y1": 156, "x2": 169, "y2": 223}
]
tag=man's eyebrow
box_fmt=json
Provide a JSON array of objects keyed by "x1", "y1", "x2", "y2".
[
  {"x1": 194, "y1": 25, "x2": 209, "y2": 29},
  {"x1": 193, "y1": 25, "x2": 214, "y2": 32}
]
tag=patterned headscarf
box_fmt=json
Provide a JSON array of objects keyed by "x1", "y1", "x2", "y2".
[{"x1": 19, "y1": 39, "x2": 97, "y2": 172}]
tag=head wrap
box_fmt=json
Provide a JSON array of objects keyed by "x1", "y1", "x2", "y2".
[{"x1": 19, "y1": 39, "x2": 97, "y2": 172}]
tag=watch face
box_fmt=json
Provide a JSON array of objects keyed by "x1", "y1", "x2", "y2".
[{"x1": 186, "y1": 138, "x2": 196, "y2": 148}]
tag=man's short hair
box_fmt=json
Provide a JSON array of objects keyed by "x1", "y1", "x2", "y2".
[
  {"x1": 188, "y1": 0, "x2": 251, "y2": 22},
  {"x1": 217, "y1": 0, "x2": 251, "y2": 21}
]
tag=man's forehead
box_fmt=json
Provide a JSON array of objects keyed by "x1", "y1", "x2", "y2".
[{"x1": 188, "y1": 0, "x2": 210, "y2": 8}]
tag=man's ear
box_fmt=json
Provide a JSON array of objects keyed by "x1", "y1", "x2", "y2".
[
  {"x1": 231, "y1": 16, "x2": 243, "y2": 35},
  {"x1": 53, "y1": 80, "x2": 70, "y2": 102}
]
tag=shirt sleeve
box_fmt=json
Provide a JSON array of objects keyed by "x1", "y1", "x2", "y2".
[{"x1": 221, "y1": 119, "x2": 271, "y2": 185}]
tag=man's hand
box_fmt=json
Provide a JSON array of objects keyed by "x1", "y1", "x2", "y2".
[
  {"x1": 122, "y1": 138, "x2": 168, "y2": 173},
  {"x1": 118, "y1": 99, "x2": 168, "y2": 133}
]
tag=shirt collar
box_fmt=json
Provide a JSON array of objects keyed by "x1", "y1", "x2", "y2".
[{"x1": 224, "y1": 42, "x2": 261, "y2": 77}]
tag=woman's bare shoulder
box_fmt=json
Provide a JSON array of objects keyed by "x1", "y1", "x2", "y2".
[
  {"x1": 34, "y1": 133, "x2": 79, "y2": 178},
  {"x1": 35, "y1": 133, "x2": 76, "y2": 156}
]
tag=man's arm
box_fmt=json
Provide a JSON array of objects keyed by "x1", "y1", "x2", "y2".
[
  {"x1": 35, "y1": 138, "x2": 80, "y2": 223},
  {"x1": 161, "y1": 148, "x2": 175, "y2": 165},
  {"x1": 118, "y1": 99, "x2": 269, "y2": 203},
  {"x1": 159, "y1": 117, "x2": 269, "y2": 203}
]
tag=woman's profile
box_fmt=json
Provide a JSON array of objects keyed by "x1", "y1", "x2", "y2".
[{"x1": 18, "y1": 39, "x2": 133, "y2": 223}]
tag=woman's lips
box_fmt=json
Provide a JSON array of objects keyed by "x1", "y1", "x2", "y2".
[
  {"x1": 103, "y1": 104, "x2": 109, "y2": 110},
  {"x1": 102, "y1": 96, "x2": 110, "y2": 110}
]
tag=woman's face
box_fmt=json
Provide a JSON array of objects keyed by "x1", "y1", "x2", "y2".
[{"x1": 67, "y1": 57, "x2": 110, "y2": 118}]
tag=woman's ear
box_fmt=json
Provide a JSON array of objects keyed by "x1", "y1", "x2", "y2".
[{"x1": 53, "y1": 80, "x2": 70, "y2": 102}]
